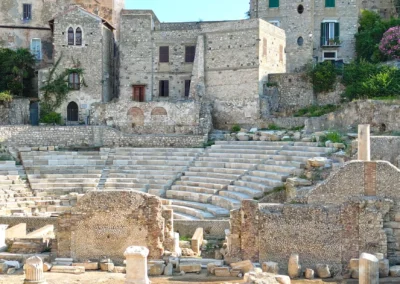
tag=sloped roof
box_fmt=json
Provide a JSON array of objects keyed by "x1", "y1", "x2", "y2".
[{"x1": 49, "y1": 5, "x2": 115, "y2": 31}]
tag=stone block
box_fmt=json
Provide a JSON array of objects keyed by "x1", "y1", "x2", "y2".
[
  {"x1": 349, "y1": 258, "x2": 359, "y2": 270},
  {"x1": 50, "y1": 265, "x2": 85, "y2": 274},
  {"x1": 230, "y1": 268, "x2": 242, "y2": 277},
  {"x1": 288, "y1": 254, "x2": 300, "y2": 279},
  {"x1": 148, "y1": 263, "x2": 165, "y2": 276},
  {"x1": 390, "y1": 265, "x2": 400, "y2": 277},
  {"x1": 99, "y1": 262, "x2": 114, "y2": 272},
  {"x1": 316, "y1": 264, "x2": 331, "y2": 278},
  {"x1": 39, "y1": 147, "x2": 48, "y2": 151},
  {"x1": 163, "y1": 263, "x2": 173, "y2": 276},
  {"x1": 352, "y1": 268, "x2": 359, "y2": 279},
  {"x1": 72, "y1": 262, "x2": 99, "y2": 270},
  {"x1": 191, "y1": 227, "x2": 203, "y2": 255},
  {"x1": 0, "y1": 263, "x2": 8, "y2": 274},
  {"x1": 230, "y1": 260, "x2": 254, "y2": 273},
  {"x1": 379, "y1": 259, "x2": 389, "y2": 278},
  {"x1": 305, "y1": 268, "x2": 314, "y2": 279},
  {"x1": 207, "y1": 263, "x2": 218, "y2": 275},
  {"x1": 262, "y1": 261, "x2": 279, "y2": 274},
  {"x1": 179, "y1": 263, "x2": 201, "y2": 273},
  {"x1": 214, "y1": 267, "x2": 231, "y2": 277},
  {"x1": 7, "y1": 267, "x2": 15, "y2": 274},
  {"x1": 275, "y1": 275, "x2": 291, "y2": 284},
  {"x1": 43, "y1": 262, "x2": 52, "y2": 272},
  {"x1": 48, "y1": 146, "x2": 55, "y2": 151},
  {"x1": 113, "y1": 266, "x2": 126, "y2": 273}
]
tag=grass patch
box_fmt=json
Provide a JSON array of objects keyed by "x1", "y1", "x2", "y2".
[
  {"x1": 231, "y1": 124, "x2": 241, "y2": 132},
  {"x1": 289, "y1": 125, "x2": 304, "y2": 131},
  {"x1": 179, "y1": 235, "x2": 192, "y2": 242},
  {"x1": 325, "y1": 131, "x2": 344, "y2": 143},
  {"x1": 0, "y1": 154, "x2": 12, "y2": 161},
  {"x1": 203, "y1": 140, "x2": 215, "y2": 148},
  {"x1": 294, "y1": 104, "x2": 339, "y2": 117}
]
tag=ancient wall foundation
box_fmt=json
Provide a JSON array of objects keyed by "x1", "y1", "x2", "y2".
[{"x1": 0, "y1": 98, "x2": 30, "y2": 125}]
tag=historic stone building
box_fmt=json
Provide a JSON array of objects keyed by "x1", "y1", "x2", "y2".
[
  {"x1": 0, "y1": 0, "x2": 124, "y2": 66},
  {"x1": 249, "y1": 0, "x2": 398, "y2": 71}
]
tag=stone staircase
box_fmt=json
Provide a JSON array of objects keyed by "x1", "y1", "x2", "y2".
[
  {"x1": 21, "y1": 151, "x2": 107, "y2": 196},
  {"x1": 103, "y1": 148, "x2": 204, "y2": 196},
  {"x1": 166, "y1": 141, "x2": 331, "y2": 220}
]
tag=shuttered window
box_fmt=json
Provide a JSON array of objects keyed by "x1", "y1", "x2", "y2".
[
  {"x1": 68, "y1": 73, "x2": 80, "y2": 90},
  {"x1": 159, "y1": 46, "x2": 169, "y2": 63},
  {"x1": 184, "y1": 80, "x2": 191, "y2": 97},
  {"x1": 325, "y1": 0, "x2": 335, "y2": 7},
  {"x1": 321, "y1": 22, "x2": 340, "y2": 46},
  {"x1": 30, "y1": 39, "x2": 42, "y2": 60},
  {"x1": 68, "y1": 27, "x2": 74, "y2": 45},
  {"x1": 76, "y1": 28, "x2": 82, "y2": 46},
  {"x1": 23, "y1": 4, "x2": 32, "y2": 20},
  {"x1": 185, "y1": 46, "x2": 196, "y2": 63},
  {"x1": 159, "y1": 80, "x2": 169, "y2": 97},
  {"x1": 269, "y1": 0, "x2": 279, "y2": 8}
]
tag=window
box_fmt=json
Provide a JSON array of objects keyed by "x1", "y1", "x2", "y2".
[
  {"x1": 321, "y1": 22, "x2": 340, "y2": 46},
  {"x1": 325, "y1": 0, "x2": 335, "y2": 7},
  {"x1": 23, "y1": 4, "x2": 32, "y2": 20},
  {"x1": 297, "y1": 5, "x2": 304, "y2": 14},
  {"x1": 269, "y1": 0, "x2": 279, "y2": 8},
  {"x1": 323, "y1": 51, "x2": 337, "y2": 61},
  {"x1": 68, "y1": 27, "x2": 74, "y2": 45},
  {"x1": 159, "y1": 80, "x2": 169, "y2": 97},
  {"x1": 132, "y1": 85, "x2": 145, "y2": 102},
  {"x1": 159, "y1": 46, "x2": 169, "y2": 63},
  {"x1": 297, "y1": 37, "x2": 304, "y2": 46},
  {"x1": 30, "y1": 39, "x2": 42, "y2": 60},
  {"x1": 185, "y1": 46, "x2": 196, "y2": 63},
  {"x1": 68, "y1": 73, "x2": 80, "y2": 90},
  {"x1": 184, "y1": 80, "x2": 191, "y2": 97},
  {"x1": 269, "y1": 21, "x2": 280, "y2": 27},
  {"x1": 75, "y1": 28, "x2": 82, "y2": 46}
]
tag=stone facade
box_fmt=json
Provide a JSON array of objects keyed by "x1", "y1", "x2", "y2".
[
  {"x1": 304, "y1": 100, "x2": 400, "y2": 133},
  {"x1": 0, "y1": 0, "x2": 124, "y2": 66},
  {"x1": 0, "y1": 125, "x2": 206, "y2": 148},
  {"x1": 119, "y1": 10, "x2": 286, "y2": 130},
  {"x1": 249, "y1": 0, "x2": 397, "y2": 72},
  {"x1": 57, "y1": 190, "x2": 168, "y2": 264},
  {"x1": 37, "y1": 6, "x2": 116, "y2": 123},
  {"x1": 0, "y1": 98, "x2": 30, "y2": 125},
  {"x1": 371, "y1": 136, "x2": 400, "y2": 167}
]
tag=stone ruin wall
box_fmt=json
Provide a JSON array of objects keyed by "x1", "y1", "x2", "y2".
[
  {"x1": 0, "y1": 98, "x2": 30, "y2": 126},
  {"x1": 228, "y1": 198, "x2": 390, "y2": 276},
  {"x1": 0, "y1": 125, "x2": 206, "y2": 148},
  {"x1": 304, "y1": 100, "x2": 400, "y2": 133},
  {"x1": 57, "y1": 190, "x2": 170, "y2": 264},
  {"x1": 307, "y1": 161, "x2": 400, "y2": 265}
]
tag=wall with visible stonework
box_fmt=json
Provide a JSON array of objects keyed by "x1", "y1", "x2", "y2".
[
  {"x1": 57, "y1": 190, "x2": 166, "y2": 263},
  {"x1": 371, "y1": 136, "x2": 400, "y2": 167},
  {"x1": 0, "y1": 98, "x2": 30, "y2": 125},
  {"x1": 0, "y1": 126, "x2": 206, "y2": 148},
  {"x1": 228, "y1": 198, "x2": 390, "y2": 275},
  {"x1": 304, "y1": 100, "x2": 400, "y2": 133}
]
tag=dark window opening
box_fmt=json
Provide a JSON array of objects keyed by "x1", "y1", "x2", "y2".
[
  {"x1": 298, "y1": 5, "x2": 304, "y2": 14},
  {"x1": 297, "y1": 37, "x2": 304, "y2": 46},
  {"x1": 23, "y1": 4, "x2": 32, "y2": 20},
  {"x1": 325, "y1": 0, "x2": 335, "y2": 7},
  {"x1": 269, "y1": 0, "x2": 279, "y2": 8},
  {"x1": 133, "y1": 85, "x2": 145, "y2": 102},
  {"x1": 159, "y1": 46, "x2": 169, "y2": 63},
  {"x1": 159, "y1": 80, "x2": 169, "y2": 97},
  {"x1": 68, "y1": 27, "x2": 74, "y2": 45},
  {"x1": 184, "y1": 80, "x2": 191, "y2": 97},
  {"x1": 76, "y1": 27, "x2": 82, "y2": 46},
  {"x1": 68, "y1": 73, "x2": 80, "y2": 90},
  {"x1": 185, "y1": 46, "x2": 196, "y2": 63}
]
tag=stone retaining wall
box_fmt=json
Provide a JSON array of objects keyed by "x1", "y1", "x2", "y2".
[
  {"x1": 0, "y1": 125, "x2": 206, "y2": 148},
  {"x1": 0, "y1": 98, "x2": 30, "y2": 125},
  {"x1": 174, "y1": 220, "x2": 229, "y2": 239},
  {"x1": 371, "y1": 136, "x2": 400, "y2": 167}
]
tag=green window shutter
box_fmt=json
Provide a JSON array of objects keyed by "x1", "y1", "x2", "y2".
[
  {"x1": 334, "y1": 22, "x2": 340, "y2": 38},
  {"x1": 321, "y1": 23, "x2": 326, "y2": 46},
  {"x1": 325, "y1": 0, "x2": 335, "y2": 7},
  {"x1": 269, "y1": 0, "x2": 279, "y2": 8}
]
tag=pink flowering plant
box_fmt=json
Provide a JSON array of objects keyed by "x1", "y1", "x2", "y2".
[{"x1": 379, "y1": 26, "x2": 400, "y2": 60}]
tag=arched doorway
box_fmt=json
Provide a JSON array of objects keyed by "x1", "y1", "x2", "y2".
[{"x1": 67, "y1": 102, "x2": 79, "y2": 122}]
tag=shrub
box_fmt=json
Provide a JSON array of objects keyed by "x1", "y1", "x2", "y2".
[
  {"x1": 325, "y1": 131, "x2": 344, "y2": 143},
  {"x1": 379, "y1": 26, "x2": 400, "y2": 60},
  {"x1": 294, "y1": 104, "x2": 339, "y2": 117},
  {"x1": 40, "y1": 112, "x2": 62, "y2": 125},
  {"x1": 0, "y1": 91, "x2": 13, "y2": 102},
  {"x1": 267, "y1": 123, "x2": 282, "y2": 130},
  {"x1": 306, "y1": 61, "x2": 337, "y2": 93},
  {"x1": 231, "y1": 124, "x2": 241, "y2": 132}
]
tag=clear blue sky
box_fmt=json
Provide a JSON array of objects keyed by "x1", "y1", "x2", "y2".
[{"x1": 125, "y1": 0, "x2": 249, "y2": 22}]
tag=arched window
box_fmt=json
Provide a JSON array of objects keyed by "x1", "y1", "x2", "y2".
[
  {"x1": 68, "y1": 27, "x2": 74, "y2": 45},
  {"x1": 68, "y1": 73, "x2": 80, "y2": 90},
  {"x1": 76, "y1": 28, "x2": 82, "y2": 46}
]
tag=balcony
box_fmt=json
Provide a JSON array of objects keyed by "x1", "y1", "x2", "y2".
[{"x1": 321, "y1": 37, "x2": 342, "y2": 48}]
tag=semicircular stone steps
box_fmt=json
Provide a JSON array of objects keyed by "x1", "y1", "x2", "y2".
[{"x1": 165, "y1": 141, "x2": 332, "y2": 220}]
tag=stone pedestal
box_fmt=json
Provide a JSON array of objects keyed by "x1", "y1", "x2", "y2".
[
  {"x1": 359, "y1": 253, "x2": 379, "y2": 284},
  {"x1": 124, "y1": 246, "x2": 149, "y2": 284},
  {"x1": 358, "y1": 125, "x2": 371, "y2": 161},
  {"x1": 0, "y1": 224, "x2": 8, "y2": 250},
  {"x1": 24, "y1": 256, "x2": 46, "y2": 284}
]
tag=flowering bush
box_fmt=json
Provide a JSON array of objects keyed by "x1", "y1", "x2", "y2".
[{"x1": 379, "y1": 26, "x2": 400, "y2": 60}]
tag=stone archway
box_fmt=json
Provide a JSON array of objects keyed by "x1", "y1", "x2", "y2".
[{"x1": 127, "y1": 107, "x2": 144, "y2": 127}]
